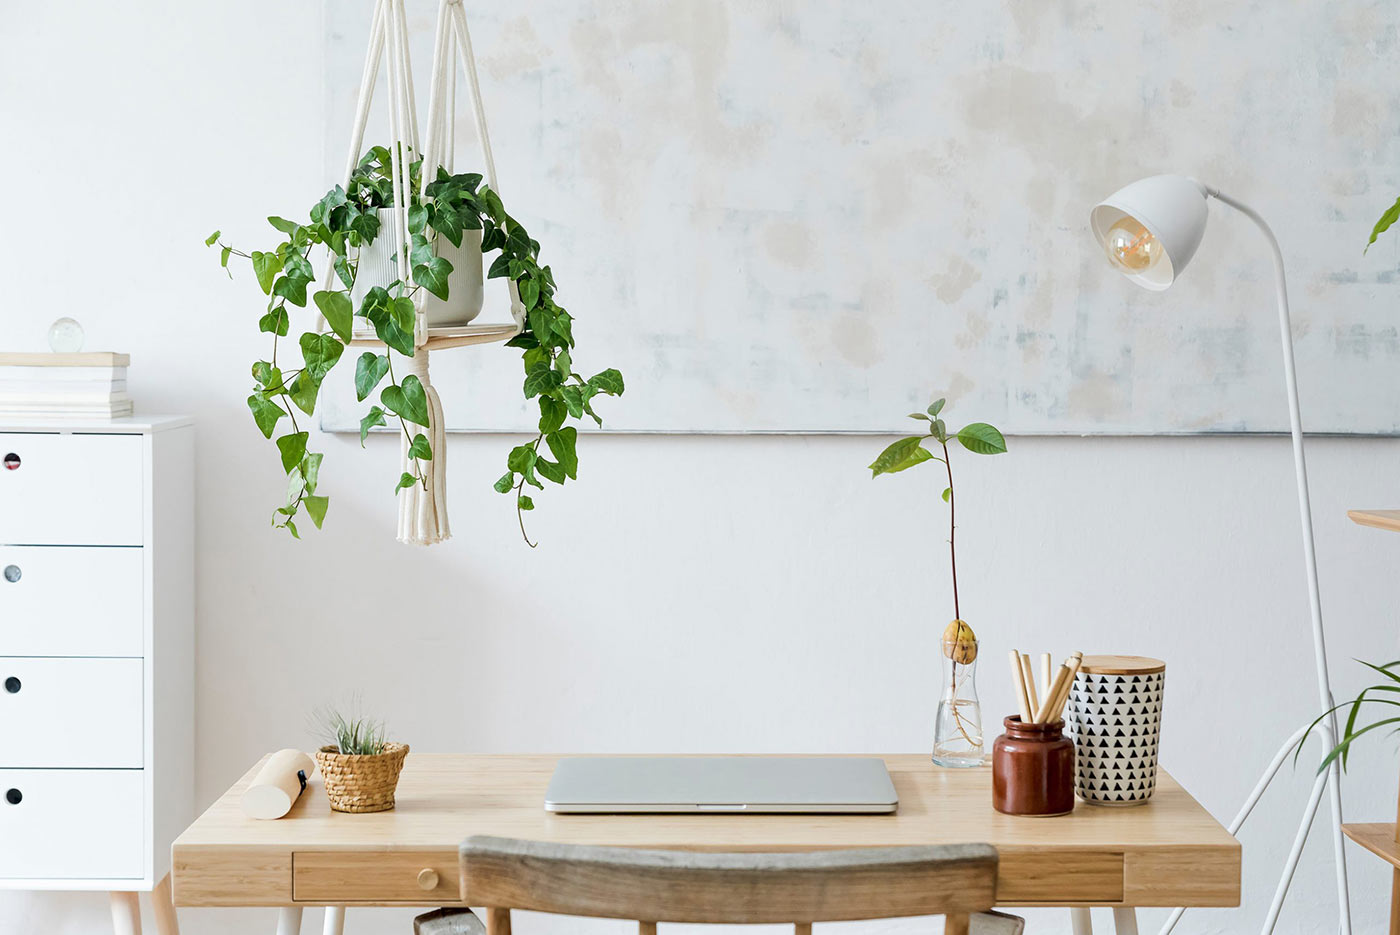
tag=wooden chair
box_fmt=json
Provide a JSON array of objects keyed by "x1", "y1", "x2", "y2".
[{"x1": 414, "y1": 834, "x2": 1022, "y2": 935}]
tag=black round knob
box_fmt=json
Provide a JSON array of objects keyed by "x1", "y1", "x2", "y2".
[
  {"x1": 3, "y1": 565, "x2": 19, "y2": 583},
  {"x1": 5, "y1": 789, "x2": 20, "y2": 805},
  {"x1": 2, "y1": 453, "x2": 18, "y2": 471},
  {"x1": 3, "y1": 677, "x2": 19, "y2": 694}
]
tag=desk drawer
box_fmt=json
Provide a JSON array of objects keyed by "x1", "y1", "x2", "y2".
[
  {"x1": 294, "y1": 850, "x2": 461, "y2": 904},
  {"x1": 996, "y1": 851, "x2": 1124, "y2": 903},
  {"x1": 0, "y1": 768, "x2": 144, "y2": 878},
  {"x1": 0, "y1": 546, "x2": 144, "y2": 656},
  {"x1": 0, "y1": 658, "x2": 143, "y2": 768},
  {"x1": 0, "y1": 433, "x2": 144, "y2": 546}
]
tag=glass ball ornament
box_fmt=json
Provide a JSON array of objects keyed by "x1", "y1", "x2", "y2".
[
  {"x1": 1104, "y1": 217, "x2": 1163, "y2": 274},
  {"x1": 47, "y1": 317, "x2": 85, "y2": 353}
]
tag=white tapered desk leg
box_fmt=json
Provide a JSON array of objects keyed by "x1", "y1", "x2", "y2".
[
  {"x1": 276, "y1": 906, "x2": 304, "y2": 935},
  {"x1": 323, "y1": 907, "x2": 346, "y2": 935},
  {"x1": 110, "y1": 892, "x2": 142, "y2": 935},
  {"x1": 1112, "y1": 908, "x2": 1139, "y2": 935},
  {"x1": 151, "y1": 874, "x2": 180, "y2": 935},
  {"x1": 1071, "y1": 908, "x2": 1093, "y2": 934}
]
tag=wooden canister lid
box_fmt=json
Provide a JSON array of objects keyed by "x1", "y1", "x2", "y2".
[{"x1": 1078, "y1": 654, "x2": 1165, "y2": 675}]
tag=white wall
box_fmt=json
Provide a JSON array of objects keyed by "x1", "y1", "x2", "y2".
[{"x1": 3, "y1": 2, "x2": 1399, "y2": 934}]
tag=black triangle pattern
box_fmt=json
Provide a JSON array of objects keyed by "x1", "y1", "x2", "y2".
[{"x1": 1064, "y1": 670, "x2": 1165, "y2": 804}]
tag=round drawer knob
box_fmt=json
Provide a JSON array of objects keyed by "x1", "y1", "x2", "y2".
[
  {"x1": 5, "y1": 789, "x2": 20, "y2": 805},
  {"x1": 416, "y1": 868, "x2": 439, "y2": 891},
  {"x1": 3, "y1": 565, "x2": 20, "y2": 583},
  {"x1": 3, "y1": 677, "x2": 19, "y2": 694},
  {"x1": 2, "y1": 453, "x2": 18, "y2": 471}
]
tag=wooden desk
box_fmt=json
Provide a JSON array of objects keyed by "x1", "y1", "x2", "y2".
[{"x1": 172, "y1": 754, "x2": 1238, "y2": 913}]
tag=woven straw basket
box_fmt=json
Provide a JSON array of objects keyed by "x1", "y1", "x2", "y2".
[{"x1": 314, "y1": 742, "x2": 409, "y2": 813}]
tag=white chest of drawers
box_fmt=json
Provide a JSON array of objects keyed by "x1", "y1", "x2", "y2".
[{"x1": 0, "y1": 416, "x2": 193, "y2": 933}]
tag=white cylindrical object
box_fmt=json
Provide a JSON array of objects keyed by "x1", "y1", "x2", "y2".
[
  {"x1": 1064, "y1": 656, "x2": 1165, "y2": 805},
  {"x1": 241, "y1": 749, "x2": 316, "y2": 820},
  {"x1": 350, "y1": 208, "x2": 484, "y2": 331}
]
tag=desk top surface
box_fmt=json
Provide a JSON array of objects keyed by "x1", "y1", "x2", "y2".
[{"x1": 173, "y1": 754, "x2": 1238, "y2": 909}]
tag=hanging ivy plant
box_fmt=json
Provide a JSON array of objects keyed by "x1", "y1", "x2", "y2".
[{"x1": 209, "y1": 145, "x2": 623, "y2": 545}]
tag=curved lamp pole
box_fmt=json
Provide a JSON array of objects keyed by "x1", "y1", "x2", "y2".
[{"x1": 1089, "y1": 175, "x2": 1350, "y2": 935}]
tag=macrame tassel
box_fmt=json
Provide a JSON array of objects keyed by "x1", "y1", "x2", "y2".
[{"x1": 397, "y1": 351, "x2": 451, "y2": 545}]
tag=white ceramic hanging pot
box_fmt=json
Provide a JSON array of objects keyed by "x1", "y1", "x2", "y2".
[{"x1": 351, "y1": 206, "x2": 484, "y2": 328}]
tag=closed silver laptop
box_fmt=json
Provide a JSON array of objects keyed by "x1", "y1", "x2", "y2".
[{"x1": 544, "y1": 756, "x2": 898, "y2": 814}]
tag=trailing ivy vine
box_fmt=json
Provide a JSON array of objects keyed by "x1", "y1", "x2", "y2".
[{"x1": 209, "y1": 144, "x2": 623, "y2": 544}]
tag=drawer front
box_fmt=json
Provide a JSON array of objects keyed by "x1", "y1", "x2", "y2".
[
  {"x1": 0, "y1": 658, "x2": 143, "y2": 768},
  {"x1": 294, "y1": 850, "x2": 462, "y2": 903},
  {"x1": 996, "y1": 851, "x2": 1124, "y2": 903},
  {"x1": 0, "y1": 546, "x2": 143, "y2": 656},
  {"x1": 0, "y1": 768, "x2": 144, "y2": 878},
  {"x1": 0, "y1": 433, "x2": 143, "y2": 546}
]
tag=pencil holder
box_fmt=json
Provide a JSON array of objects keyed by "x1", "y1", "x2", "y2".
[
  {"x1": 991, "y1": 716, "x2": 1075, "y2": 816},
  {"x1": 1064, "y1": 656, "x2": 1165, "y2": 805}
]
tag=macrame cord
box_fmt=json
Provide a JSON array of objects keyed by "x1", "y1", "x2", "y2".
[{"x1": 319, "y1": 0, "x2": 526, "y2": 546}]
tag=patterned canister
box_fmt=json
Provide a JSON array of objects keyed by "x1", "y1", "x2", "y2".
[{"x1": 1064, "y1": 655, "x2": 1165, "y2": 805}]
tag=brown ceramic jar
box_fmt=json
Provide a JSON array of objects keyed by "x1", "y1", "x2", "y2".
[{"x1": 991, "y1": 716, "x2": 1075, "y2": 816}]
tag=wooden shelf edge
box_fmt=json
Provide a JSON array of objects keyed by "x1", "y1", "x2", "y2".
[
  {"x1": 1347, "y1": 510, "x2": 1400, "y2": 533},
  {"x1": 1342, "y1": 823, "x2": 1400, "y2": 868},
  {"x1": 347, "y1": 322, "x2": 520, "y2": 352}
]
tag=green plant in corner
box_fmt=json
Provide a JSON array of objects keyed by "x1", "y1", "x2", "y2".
[
  {"x1": 208, "y1": 144, "x2": 624, "y2": 545},
  {"x1": 1299, "y1": 659, "x2": 1400, "y2": 774},
  {"x1": 868, "y1": 396, "x2": 1007, "y2": 751}
]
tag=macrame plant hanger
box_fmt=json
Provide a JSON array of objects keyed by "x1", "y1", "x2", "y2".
[{"x1": 325, "y1": 0, "x2": 525, "y2": 546}]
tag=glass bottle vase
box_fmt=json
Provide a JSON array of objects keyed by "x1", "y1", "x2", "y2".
[{"x1": 933, "y1": 637, "x2": 984, "y2": 767}]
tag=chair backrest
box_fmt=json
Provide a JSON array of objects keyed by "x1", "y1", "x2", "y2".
[{"x1": 459, "y1": 835, "x2": 997, "y2": 926}]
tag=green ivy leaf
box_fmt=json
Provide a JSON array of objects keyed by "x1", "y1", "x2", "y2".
[
  {"x1": 359, "y1": 405, "x2": 386, "y2": 446},
  {"x1": 587, "y1": 368, "x2": 625, "y2": 395},
  {"x1": 284, "y1": 519, "x2": 300, "y2": 539},
  {"x1": 487, "y1": 254, "x2": 512, "y2": 279},
  {"x1": 414, "y1": 256, "x2": 453, "y2": 300},
  {"x1": 333, "y1": 255, "x2": 355, "y2": 290},
  {"x1": 301, "y1": 452, "x2": 323, "y2": 493},
  {"x1": 396, "y1": 472, "x2": 419, "y2": 492},
  {"x1": 956, "y1": 422, "x2": 1008, "y2": 455},
  {"x1": 251, "y1": 251, "x2": 282, "y2": 295},
  {"x1": 518, "y1": 277, "x2": 540, "y2": 310},
  {"x1": 313, "y1": 291, "x2": 354, "y2": 341},
  {"x1": 868, "y1": 436, "x2": 928, "y2": 476},
  {"x1": 268, "y1": 216, "x2": 300, "y2": 235},
  {"x1": 390, "y1": 296, "x2": 417, "y2": 333},
  {"x1": 408, "y1": 433, "x2": 432, "y2": 461},
  {"x1": 252, "y1": 361, "x2": 281, "y2": 390},
  {"x1": 272, "y1": 274, "x2": 308, "y2": 307},
  {"x1": 507, "y1": 444, "x2": 536, "y2": 474},
  {"x1": 560, "y1": 384, "x2": 584, "y2": 418},
  {"x1": 546, "y1": 426, "x2": 578, "y2": 479},
  {"x1": 552, "y1": 311, "x2": 574, "y2": 347},
  {"x1": 407, "y1": 204, "x2": 428, "y2": 235},
  {"x1": 410, "y1": 233, "x2": 435, "y2": 268},
  {"x1": 493, "y1": 472, "x2": 515, "y2": 494},
  {"x1": 258, "y1": 306, "x2": 289, "y2": 337},
  {"x1": 220, "y1": 246, "x2": 232, "y2": 273},
  {"x1": 535, "y1": 457, "x2": 566, "y2": 484},
  {"x1": 538, "y1": 395, "x2": 566, "y2": 434},
  {"x1": 283, "y1": 250, "x2": 314, "y2": 282},
  {"x1": 528, "y1": 306, "x2": 555, "y2": 348},
  {"x1": 246, "y1": 394, "x2": 286, "y2": 439},
  {"x1": 517, "y1": 494, "x2": 535, "y2": 511},
  {"x1": 429, "y1": 201, "x2": 464, "y2": 247},
  {"x1": 354, "y1": 353, "x2": 390, "y2": 402},
  {"x1": 205, "y1": 230, "x2": 221, "y2": 246},
  {"x1": 288, "y1": 370, "x2": 318, "y2": 416},
  {"x1": 523, "y1": 364, "x2": 563, "y2": 398},
  {"x1": 305, "y1": 495, "x2": 329, "y2": 529},
  {"x1": 276, "y1": 432, "x2": 309, "y2": 474},
  {"x1": 381, "y1": 374, "x2": 430, "y2": 427},
  {"x1": 299, "y1": 332, "x2": 344, "y2": 383},
  {"x1": 931, "y1": 418, "x2": 947, "y2": 441},
  {"x1": 928, "y1": 398, "x2": 946, "y2": 417}
]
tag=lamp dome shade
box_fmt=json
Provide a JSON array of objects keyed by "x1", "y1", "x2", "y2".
[{"x1": 1090, "y1": 175, "x2": 1209, "y2": 290}]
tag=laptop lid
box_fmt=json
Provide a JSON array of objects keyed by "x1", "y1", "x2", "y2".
[{"x1": 544, "y1": 756, "x2": 898, "y2": 814}]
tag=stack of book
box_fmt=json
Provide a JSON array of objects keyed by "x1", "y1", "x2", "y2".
[{"x1": 0, "y1": 352, "x2": 133, "y2": 419}]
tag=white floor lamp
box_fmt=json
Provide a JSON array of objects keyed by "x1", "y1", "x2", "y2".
[{"x1": 1088, "y1": 175, "x2": 1351, "y2": 935}]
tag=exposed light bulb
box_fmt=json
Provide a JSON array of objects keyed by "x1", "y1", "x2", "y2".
[{"x1": 1104, "y1": 216, "x2": 1163, "y2": 273}]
